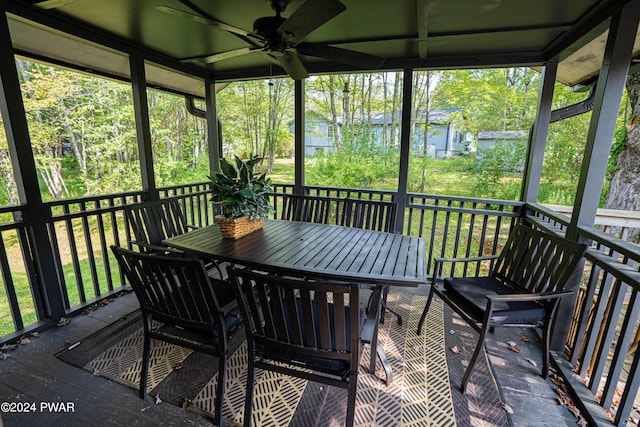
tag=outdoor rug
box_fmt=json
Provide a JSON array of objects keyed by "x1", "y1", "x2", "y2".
[{"x1": 56, "y1": 291, "x2": 511, "y2": 426}]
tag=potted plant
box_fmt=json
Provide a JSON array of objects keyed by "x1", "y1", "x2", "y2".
[{"x1": 208, "y1": 155, "x2": 274, "y2": 239}]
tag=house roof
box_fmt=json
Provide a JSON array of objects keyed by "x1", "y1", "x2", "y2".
[
  {"x1": 478, "y1": 131, "x2": 529, "y2": 140},
  {"x1": 5, "y1": 0, "x2": 639, "y2": 96},
  {"x1": 369, "y1": 108, "x2": 463, "y2": 125}
]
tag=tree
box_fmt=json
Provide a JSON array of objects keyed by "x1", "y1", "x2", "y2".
[
  {"x1": 605, "y1": 71, "x2": 640, "y2": 215},
  {"x1": 217, "y1": 79, "x2": 293, "y2": 170}
]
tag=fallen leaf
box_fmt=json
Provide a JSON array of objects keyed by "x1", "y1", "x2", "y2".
[
  {"x1": 450, "y1": 346, "x2": 463, "y2": 354},
  {"x1": 18, "y1": 336, "x2": 30, "y2": 345},
  {"x1": 0, "y1": 352, "x2": 10, "y2": 360},
  {"x1": 520, "y1": 335, "x2": 530, "y2": 342},
  {"x1": 551, "y1": 377, "x2": 563, "y2": 386},
  {"x1": 507, "y1": 344, "x2": 520, "y2": 353},
  {"x1": 507, "y1": 341, "x2": 517, "y2": 347},
  {"x1": 182, "y1": 398, "x2": 192, "y2": 409},
  {"x1": 57, "y1": 317, "x2": 71, "y2": 327},
  {"x1": 525, "y1": 358, "x2": 537, "y2": 367},
  {"x1": 502, "y1": 403, "x2": 514, "y2": 414},
  {"x1": 173, "y1": 362, "x2": 183, "y2": 371},
  {"x1": 154, "y1": 395, "x2": 162, "y2": 405},
  {"x1": 30, "y1": 332, "x2": 39, "y2": 339},
  {"x1": 1, "y1": 343, "x2": 17, "y2": 351},
  {"x1": 449, "y1": 329, "x2": 456, "y2": 335},
  {"x1": 93, "y1": 368, "x2": 100, "y2": 376}
]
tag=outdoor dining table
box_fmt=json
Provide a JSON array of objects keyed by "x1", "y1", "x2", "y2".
[{"x1": 163, "y1": 219, "x2": 427, "y2": 384}]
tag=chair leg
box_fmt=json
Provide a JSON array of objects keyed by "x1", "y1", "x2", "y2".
[
  {"x1": 380, "y1": 286, "x2": 402, "y2": 326},
  {"x1": 243, "y1": 357, "x2": 256, "y2": 427},
  {"x1": 213, "y1": 352, "x2": 227, "y2": 427},
  {"x1": 460, "y1": 322, "x2": 491, "y2": 393},
  {"x1": 417, "y1": 284, "x2": 435, "y2": 335},
  {"x1": 139, "y1": 327, "x2": 152, "y2": 399},
  {"x1": 541, "y1": 320, "x2": 553, "y2": 379},
  {"x1": 345, "y1": 373, "x2": 358, "y2": 427}
]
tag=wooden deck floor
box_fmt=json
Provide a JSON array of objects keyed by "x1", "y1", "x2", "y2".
[{"x1": 0, "y1": 289, "x2": 577, "y2": 427}]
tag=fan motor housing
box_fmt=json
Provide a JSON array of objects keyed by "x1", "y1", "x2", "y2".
[{"x1": 253, "y1": 16, "x2": 286, "y2": 38}]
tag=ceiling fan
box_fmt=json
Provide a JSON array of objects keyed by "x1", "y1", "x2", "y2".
[{"x1": 157, "y1": 0, "x2": 385, "y2": 80}]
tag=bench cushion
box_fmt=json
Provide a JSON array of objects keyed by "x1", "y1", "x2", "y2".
[{"x1": 444, "y1": 276, "x2": 546, "y2": 325}]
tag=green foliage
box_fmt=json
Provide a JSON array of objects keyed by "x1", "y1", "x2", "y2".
[
  {"x1": 471, "y1": 139, "x2": 527, "y2": 199},
  {"x1": 608, "y1": 121, "x2": 628, "y2": 176},
  {"x1": 306, "y1": 128, "x2": 399, "y2": 189},
  {"x1": 209, "y1": 155, "x2": 274, "y2": 220}
]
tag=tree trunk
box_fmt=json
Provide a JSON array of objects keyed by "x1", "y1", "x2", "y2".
[{"x1": 605, "y1": 71, "x2": 640, "y2": 214}]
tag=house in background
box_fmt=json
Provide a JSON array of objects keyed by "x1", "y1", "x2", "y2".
[
  {"x1": 405, "y1": 108, "x2": 469, "y2": 158},
  {"x1": 300, "y1": 111, "x2": 338, "y2": 156},
  {"x1": 476, "y1": 130, "x2": 529, "y2": 161},
  {"x1": 294, "y1": 108, "x2": 469, "y2": 158}
]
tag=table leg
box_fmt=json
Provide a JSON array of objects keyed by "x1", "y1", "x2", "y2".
[{"x1": 367, "y1": 286, "x2": 394, "y2": 385}]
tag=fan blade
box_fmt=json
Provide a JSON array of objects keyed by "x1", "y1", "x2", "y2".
[
  {"x1": 180, "y1": 47, "x2": 263, "y2": 64},
  {"x1": 157, "y1": 6, "x2": 260, "y2": 41},
  {"x1": 277, "y1": 0, "x2": 346, "y2": 45},
  {"x1": 296, "y1": 43, "x2": 384, "y2": 69},
  {"x1": 268, "y1": 51, "x2": 309, "y2": 80}
]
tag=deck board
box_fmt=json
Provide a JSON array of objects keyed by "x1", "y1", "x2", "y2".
[{"x1": 0, "y1": 290, "x2": 578, "y2": 426}]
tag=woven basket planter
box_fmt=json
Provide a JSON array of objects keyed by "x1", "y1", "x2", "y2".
[{"x1": 214, "y1": 216, "x2": 264, "y2": 240}]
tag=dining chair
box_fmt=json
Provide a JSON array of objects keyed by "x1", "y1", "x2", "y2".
[
  {"x1": 416, "y1": 224, "x2": 587, "y2": 392},
  {"x1": 124, "y1": 198, "x2": 227, "y2": 279},
  {"x1": 124, "y1": 198, "x2": 192, "y2": 254},
  {"x1": 111, "y1": 245, "x2": 240, "y2": 426},
  {"x1": 227, "y1": 266, "x2": 375, "y2": 427},
  {"x1": 338, "y1": 198, "x2": 402, "y2": 325},
  {"x1": 278, "y1": 193, "x2": 338, "y2": 224},
  {"x1": 338, "y1": 198, "x2": 397, "y2": 233}
]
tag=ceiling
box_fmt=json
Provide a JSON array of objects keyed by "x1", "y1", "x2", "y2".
[{"x1": 5, "y1": 0, "x2": 640, "y2": 97}]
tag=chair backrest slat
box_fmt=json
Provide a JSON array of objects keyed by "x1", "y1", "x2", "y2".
[
  {"x1": 338, "y1": 198, "x2": 397, "y2": 232},
  {"x1": 277, "y1": 193, "x2": 397, "y2": 233},
  {"x1": 229, "y1": 267, "x2": 358, "y2": 360},
  {"x1": 124, "y1": 199, "x2": 190, "y2": 250},
  {"x1": 111, "y1": 246, "x2": 225, "y2": 330},
  {"x1": 493, "y1": 225, "x2": 586, "y2": 294}
]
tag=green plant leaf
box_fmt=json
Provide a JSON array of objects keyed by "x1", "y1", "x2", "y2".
[
  {"x1": 220, "y1": 158, "x2": 237, "y2": 179},
  {"x1": 239, "y1": 163, "x2": 250, "y2": 183}
]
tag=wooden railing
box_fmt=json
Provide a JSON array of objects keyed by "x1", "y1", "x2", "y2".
[
  {"x1": 527, "y1": 203, "x2": 640, "y2": 426},
  {"x1": 1, "y1": 183, "x2": 639, "y2": 425}
]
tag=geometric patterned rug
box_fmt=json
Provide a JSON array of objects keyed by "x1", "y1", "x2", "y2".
[{"x1": 56, "y1": 291, "x2": 510, "y2": 426}]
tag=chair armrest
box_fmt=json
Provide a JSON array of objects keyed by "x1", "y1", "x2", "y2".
[
  {"x1": 434, "y1": 255, "x2": 499, "y2": 264},
  {"x1": 433, "y1": 255, "x2": 499, "y2": 284},
  {"x1": 130, "y1": 240, "x2": 184, "y2": 256},
  {"x1": 486, "y1": 290, "x2": 574, "y2": 303},
  {"x1": 219, "y1": 298, "x2": 239, "y2": 316}
]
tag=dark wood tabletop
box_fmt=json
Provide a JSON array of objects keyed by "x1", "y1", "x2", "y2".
[{"x1": 163, "y1": 219, "x2": 426, "y2": 287}]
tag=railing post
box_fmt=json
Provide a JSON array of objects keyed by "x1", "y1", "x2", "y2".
[
  {"x1": 394, "y1": 68, "x2": 413, "y2": 234},
  {"x1": 129, "y1": 55, "x2": 158, "y2": 201},
  {"x1": 521, "y1": 60, "x2": 557, "y2": 203},
  {"x1": 559, "y1": 0, "x2": 640, "y2": 352},
  {"x1": 206, "y1": 78, "x2": 221, "y2": 175},
  {"x1": 0, "y1": 8, "x2": 65, "y2": 323},
  {"x1": 294, "y1": 79, "x2": 305, "y2": 195}
]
